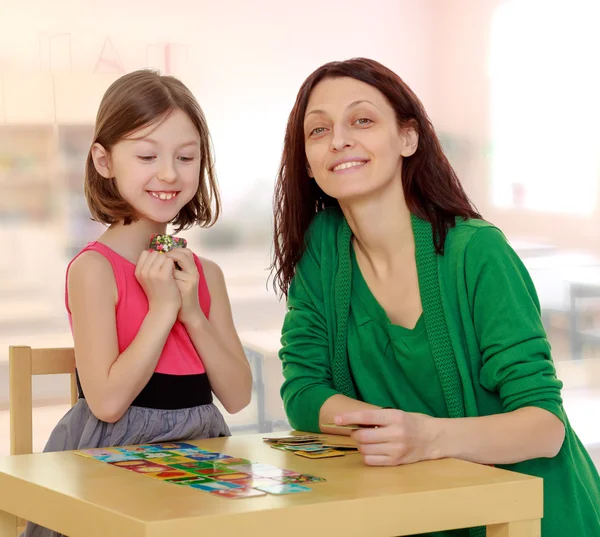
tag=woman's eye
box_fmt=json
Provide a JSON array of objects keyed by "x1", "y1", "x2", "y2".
[
  {"x1": 310, "y1": 127, "x2": 326, "y2": 136},
  {"x1": 137, "y1": 156, "x2": 156, "y2": 161},
  {"x1": 355, "y1": 118, "x2": 373, "y2": 126}
]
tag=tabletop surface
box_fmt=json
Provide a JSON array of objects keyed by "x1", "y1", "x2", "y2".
[{"x1": 0, "y1": 432, "x2": 543, "y2": 537}]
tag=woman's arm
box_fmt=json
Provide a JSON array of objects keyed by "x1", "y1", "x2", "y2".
[
  {"x1": 337, "y1": 406, "x2": 564, "y2": 465},
  {"x1": 436, "y1": 406, "x2": 565, "y2": 463},
  {"x1": 69, "y1": 251, "x2": 179, "y2": 423}
]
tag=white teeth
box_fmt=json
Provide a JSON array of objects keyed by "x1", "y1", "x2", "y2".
[
  {"x1": 150, "y1": 192, "x2": 177, "y2": 200},
  {"x1": 333, "y1": 161, "x2": 365, "y2": 171}
]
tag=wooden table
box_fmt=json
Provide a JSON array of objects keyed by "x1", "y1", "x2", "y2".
[{"x1": 0, "y1": 432, "x2": 542, "y2": 537}]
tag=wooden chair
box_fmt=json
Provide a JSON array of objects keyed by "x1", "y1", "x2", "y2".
[{"x1": 8, "y1": 346, "x2": 78, "y2": 536}]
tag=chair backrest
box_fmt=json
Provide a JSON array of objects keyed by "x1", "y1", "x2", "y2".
[{"x1": 9, "y1": 346, "x2": 77, "y2": 456}]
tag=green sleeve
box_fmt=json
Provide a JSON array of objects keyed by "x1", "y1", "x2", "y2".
[
  {"x1": 279, "y1": 214, "x2": 340, "y2": 432},
  {"x1": 465, "y1": 227, "x2": 565, "y2": 422}
]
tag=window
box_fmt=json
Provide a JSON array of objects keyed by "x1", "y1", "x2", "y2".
[{"x1": 489, "y1": 0, "x2": 600, "y2": 214}]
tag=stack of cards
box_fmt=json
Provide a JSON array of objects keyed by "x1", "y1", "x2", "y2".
[
  {"x1": 75, "y1": 442, "x2": 327, "y2": 499},
  {"x1": 263, "y1": 434, "x2": 358, "y2": 458}
]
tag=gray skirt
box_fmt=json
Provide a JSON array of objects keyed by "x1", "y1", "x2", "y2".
[{"x1": 23, "y1": 399, "x2": 230, "y2": 537}]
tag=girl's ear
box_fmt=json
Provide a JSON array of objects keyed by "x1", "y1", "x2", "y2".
[{"x1": 91, "y1": 143, "x2": 113, "y2": 178}]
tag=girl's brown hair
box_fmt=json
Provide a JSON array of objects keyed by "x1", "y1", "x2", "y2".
[
  {"x1": 85, "y1": 69, "x2": 220, "y2": 232},
  {"x1": 271, "y1": 57, "x2": 481, "y2": 297}
]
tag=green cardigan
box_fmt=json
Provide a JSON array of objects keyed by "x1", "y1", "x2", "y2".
[{"x1": 279, "y1": 208, "x2": 600, "y2": 537}]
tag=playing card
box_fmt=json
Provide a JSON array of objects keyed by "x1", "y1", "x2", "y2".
[
  {"x1": 210, "y1": 487, "x2": 267, "y2": 499},
  {"x1": 256, "y1": 483, "x2": 312, "y2": 495},
  {"x1": 252, "y1": 468, "x2": 300, "y2": 479},
  {"x1": 294, "y1": 450, "x2": 346, "y2": 459},
  {"x1": 209, "y1": 472, "x2": 251, "y2": 481},
  {"x1": 274, "y1": 474, "x2": 327, "y2": 484},
  {"x1": 110, "y1": 460, "x2": 172, "y2": 473},
  {"x1": 227, "y1": 463, "x2": 280, "y2": 474},
  {"x1": 134, "y1": 451, "x2": 179, "y2": 459},
  {"x1": 283, "y1": 444, "x2": 331, "y2": 452},
  {"x1": 190, "y1": 480, "x2": 243, "y2": 492},
  {"x1": 145, "y1": 469, "x2": 198, "y2": 480},
  {"x1": 263, "y1": 435, "x2": 318, "y2": 444},
  {"x1": 186, "y1": 452, "x2": 233, "y2": 461},
  {"x1": 320, "y1": 423, "x2": 378, "y2": 430},
  {"x1": 165, "y1": 475, "x2": 214, "y2": 486},
  {"x1": 81, "y1": 450, "x2": 141, "y2": 463},
  {"x1": 143, "y1": 455, "x2": 195, "y2": 465},
  {"x1": 228, "y1": 477, "x2": 282, "y2": 488},
  {"x1": 214, "y1": 457, "x2": 252, "y2": 466}
]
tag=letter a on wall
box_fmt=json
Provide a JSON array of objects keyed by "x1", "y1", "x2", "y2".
[{"x1": 94, "y1": 37, "x2": 125, "y2": 74}]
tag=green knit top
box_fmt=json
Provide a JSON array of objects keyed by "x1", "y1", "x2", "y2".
[{"x1": 279, "y1": 208, "x2": 600, "y2": 537}]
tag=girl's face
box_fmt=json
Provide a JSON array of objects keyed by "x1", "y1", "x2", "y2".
[
  {"x1": 92, "y1": 108, "x2": 201, "y2": 225},
  {"x1": 303, "y1": 77, "x2": 417, "y2": 203}
]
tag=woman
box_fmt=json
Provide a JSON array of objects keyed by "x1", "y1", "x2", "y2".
[{"x1": 271, "y1": 57, "x2": 600, "y2": 537}]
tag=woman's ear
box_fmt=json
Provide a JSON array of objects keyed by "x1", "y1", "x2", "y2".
[
  {"x1": 400, "y1": 126, "x2": 419, "y2": 157},
  {"x1": 91, "y1": 143, "x2": 113, "y2": 179}
]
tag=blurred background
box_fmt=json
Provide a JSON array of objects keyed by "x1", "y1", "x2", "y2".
[{"x1": 1, "y1": 0, "x2": 599, "y2": 468}]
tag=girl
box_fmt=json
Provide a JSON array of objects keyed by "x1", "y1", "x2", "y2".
[
  {"x1": 272, "y1": 58, "x2": 600, "y2": 537},
  {"x1": 25, "y1": 70, "x2": 252, "y2": 537}
]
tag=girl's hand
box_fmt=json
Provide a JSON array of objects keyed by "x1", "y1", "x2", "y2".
[
  {"x1": 335, "y1": 408, "x2": 442, "y2": 466},
  {"x1": 135, "y1": 250, "x2": 181, "y2": 319},
  {"x1": 164, "y1": 248, "x2": 205, "y2": 327}
]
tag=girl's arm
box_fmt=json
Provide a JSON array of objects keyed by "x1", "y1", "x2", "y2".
[
  {"x1": 181, "y1": 258, "x2": 252, "y2": 414},
  {"x1": 164, "y1": 248, "x2": 252, "y2": 414},
  {"x1": 69, "y1": 250, "x2": 180, "y2": 423}
]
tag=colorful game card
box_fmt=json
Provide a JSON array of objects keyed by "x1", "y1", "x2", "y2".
[
  {"x1": 263, "y1": 435, "x2": 318, "y2": 443},
  {"x1": 110, "y1": 460, "x2": 172, "y2": 473},
  {"x1": 79, "y1": 450, "x2": 139, "y2": 463},
  {"x1": 253, "y1": 469, "x2": 301, "y2": 479},
  {"x1": 284, "y1": 444, "x2": 331, "y2": 452},
  {"x1": 190, "y1": 480, "x2": 243, "y2": 492},
  {"x1": 294, "y1": 449, "x2": 345, "y2": 459},
  {"x1": 211, "y1": 472, "x2": 251, "y2": 481},
  {"x1": 133, "y1": 451, "x2": 179, "y2": 459},
  {"x1": 227, "y1": 463, "x2": 280, "y2": 474},
  {"x1": 214, "y1": 457, "x2": 252, "y2": 466},
  {"x1": 145, "y1": 469, "x2": 198, "y2": 480},
  {"x1": 165, "y1": 475, "x2": 214, "y2": 486},
  {"x1": 143, "y1": 455, "x2": 193, "y2": 465},
  {"x1": 228, "y1": 477, "x2": 282, "y2": 488},
  {"x1": 275, "y1": 474, "x2": 327, "y2": 484},
  {"x1": 184, "y1": 452, "x2": 233, "y2": 461},
  {"x1": 320, "y1": 423, "x2": 379, "y2": 430},
  {"x1": 74, "y1": 441, "x2": 327, "y2": 500},
  {"x1": 256, "y1": 483, "x2": 312, "y2": 495},
  {"x1": 210, "y1": 488, "x2": 267, "y2": 499}
]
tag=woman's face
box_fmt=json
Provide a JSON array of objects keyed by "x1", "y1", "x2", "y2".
[{"x1": 303, "y1": 76, "x2": 417, "y2": 202}]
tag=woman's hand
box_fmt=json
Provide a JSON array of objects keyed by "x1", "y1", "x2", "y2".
[
  {"x1": 164, "y1": 248, "x2": 205, "y2": 327},
  {"x1": 135, "y1": 250, "x2": 181, "y2": 320},
  {"x1": 335, "y1": 408, "x2": 442, "y2": 466}
]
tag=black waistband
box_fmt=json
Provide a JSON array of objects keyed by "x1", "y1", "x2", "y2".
[{"x1": 76, "y1": 371, "x2": 213, "y2": 410}]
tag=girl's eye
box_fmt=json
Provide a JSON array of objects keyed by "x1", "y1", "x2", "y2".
[
  {"x1": 137, "y1": 156, "x2": 156, "y2": 161},
  {"x1": 178, "y1": 156, "x2": 195, "y2": 162},
  {"x1": 355, "y1": 118, "x2": 373, "y2": 126}
]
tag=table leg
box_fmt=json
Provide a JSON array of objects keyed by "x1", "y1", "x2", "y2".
[
  {"x1": 487, "y1": 519, "x2": 541, "y2": 537},
  {"x1": 0, "y1": 508, "x2": 18, "y2": 537}
]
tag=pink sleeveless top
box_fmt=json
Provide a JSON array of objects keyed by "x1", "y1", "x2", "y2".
[{"x1": 65, "y1": 242, "x2": 209, "y2": 375}]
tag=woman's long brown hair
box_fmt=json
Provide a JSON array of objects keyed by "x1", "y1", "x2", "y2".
[{"x1": 271, "y1": 57, "x2": 481, "y2": 297}]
